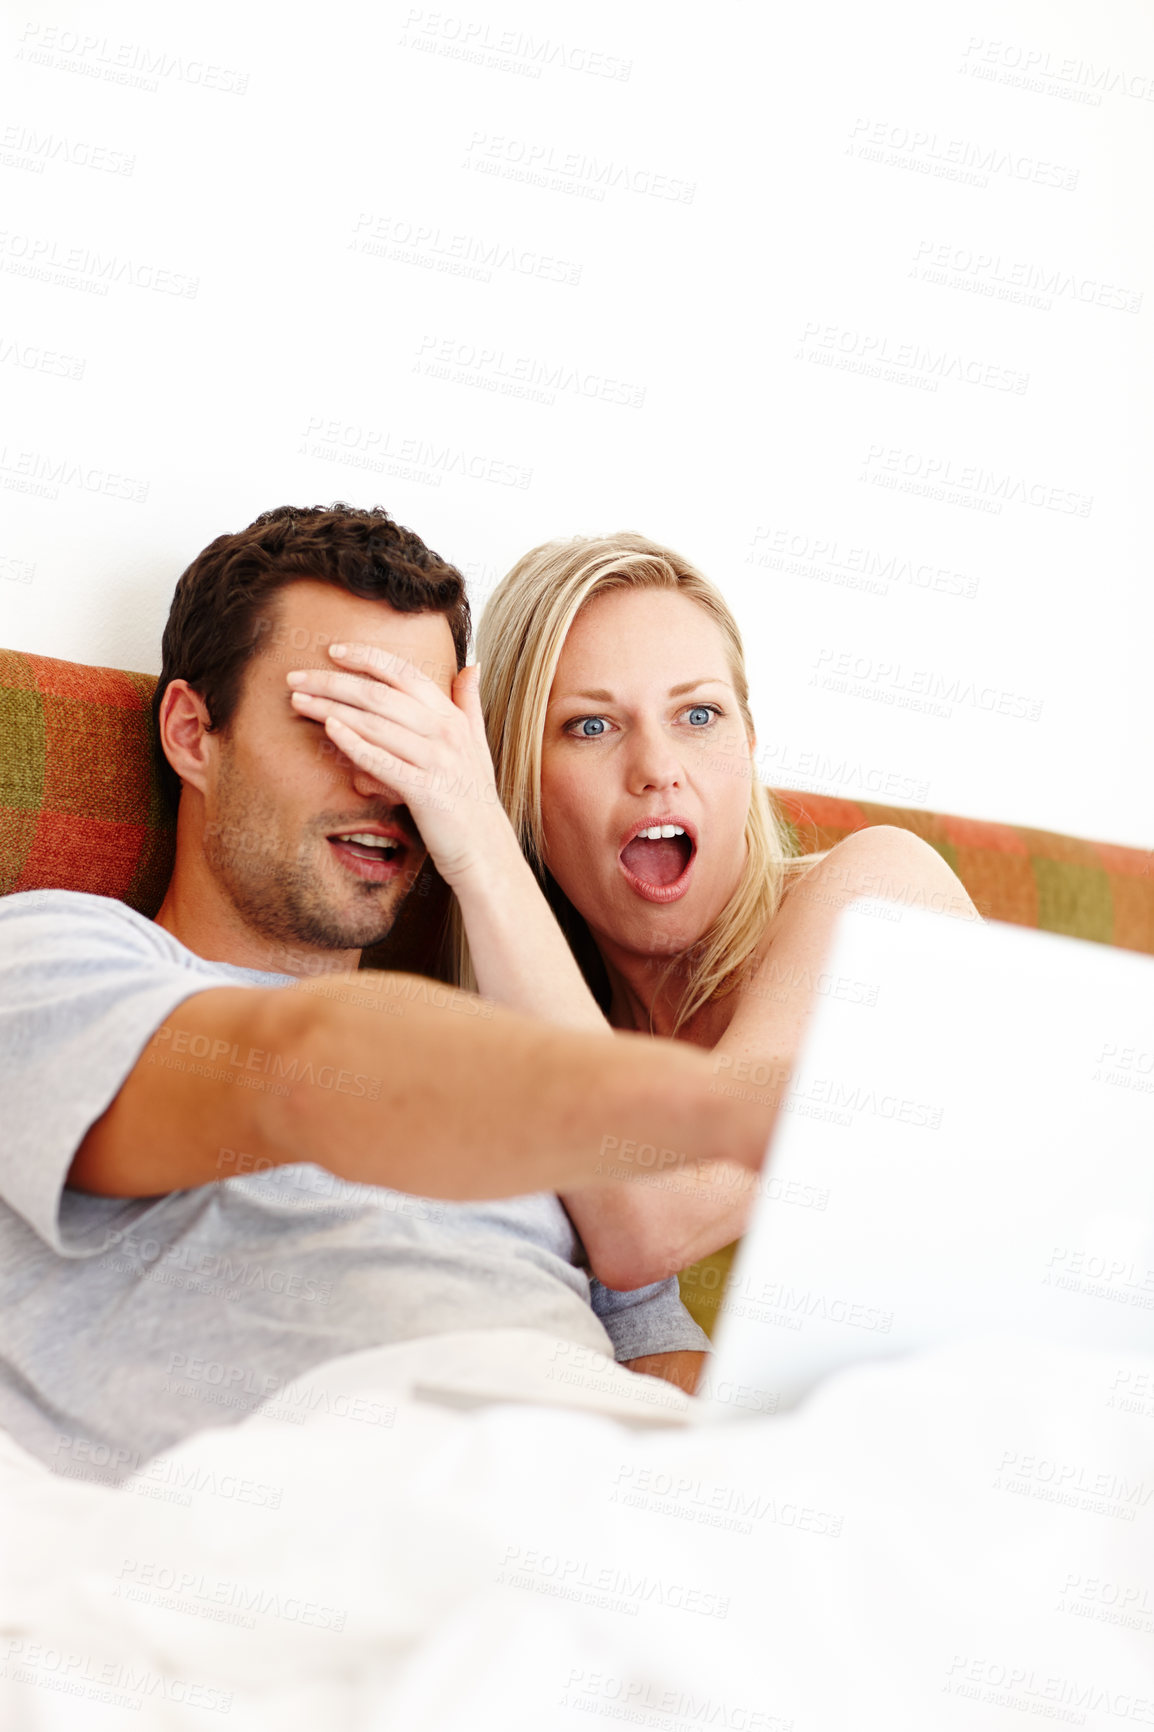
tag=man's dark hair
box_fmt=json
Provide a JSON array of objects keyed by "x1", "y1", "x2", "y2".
[{"x1": 151, "y1": 503, "x2": 470, "y2": 811}]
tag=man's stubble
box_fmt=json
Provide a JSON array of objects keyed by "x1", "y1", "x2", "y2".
[{"x1": 205, "y1": 746, "x2": 417, "y2": 954}]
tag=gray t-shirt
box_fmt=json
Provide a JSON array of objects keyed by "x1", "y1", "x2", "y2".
[{"x1": 0, "y1": 890, "x2": 707, "y2": 1478}]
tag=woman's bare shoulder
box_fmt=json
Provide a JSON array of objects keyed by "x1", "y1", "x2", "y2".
[
  {"x1": 717, "y1": 827, "x2": 979, "y2": 1061},
  {"x1": 772, "y1": 825, "x2": 977, "y2": 928}
]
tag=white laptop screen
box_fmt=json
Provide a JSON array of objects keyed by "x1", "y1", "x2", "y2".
[{"x1": 699, "y1": 898, "x2": 1154, "y2": 1420}]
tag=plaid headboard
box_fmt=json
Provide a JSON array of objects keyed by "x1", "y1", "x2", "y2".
[{"x1": 4, "y1": 644, "x2": 1152, "y2": 955}]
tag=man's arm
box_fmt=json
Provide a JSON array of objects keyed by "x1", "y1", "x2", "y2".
[{"x1": 68, "y1": 970, "x2": 775, "y2": 1201}]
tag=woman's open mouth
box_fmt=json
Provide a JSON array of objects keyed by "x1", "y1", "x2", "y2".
[
  {"x1": 327, "y1": 829, "x2": 409, "y2": 884},
  {"x1": 617, "y1": 819, "x2": 697, "y2": 905}
]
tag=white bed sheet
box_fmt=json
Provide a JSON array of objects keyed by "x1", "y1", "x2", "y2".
[{"x1": 2, "y1": 1327, "x2": 1153, "y2": 1731}]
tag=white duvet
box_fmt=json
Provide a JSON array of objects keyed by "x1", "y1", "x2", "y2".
[{"x1": 2, "y1": 1329, "x2": 1153, "y2": 1731}]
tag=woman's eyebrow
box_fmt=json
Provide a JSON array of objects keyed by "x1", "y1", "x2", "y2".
[
  {"x1": 556, "y1": 688, "x2": 616, "y2": 703},
  {"x1": 551, "y1": 677, "x2": 729, "y2": 706}
]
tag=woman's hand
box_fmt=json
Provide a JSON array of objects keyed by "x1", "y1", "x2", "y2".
[
  {"x1": 624, "y1": 1350, "x2": 706, "y2": 1395},
  {"x1": 287, "y1": 643, "x2": 508, "y2": 891},
  {"x1": 288, "y1": 641, "x2": 608, "y2": 1032}
]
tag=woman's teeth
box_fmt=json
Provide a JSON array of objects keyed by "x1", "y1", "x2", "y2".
[{"x1": 619, "y1": 825, "x2": 693, "y2": 892}]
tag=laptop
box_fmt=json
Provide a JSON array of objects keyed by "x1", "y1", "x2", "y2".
[{"x1": 696, "y1": 896, "x2": 1154, "y2": 1421}]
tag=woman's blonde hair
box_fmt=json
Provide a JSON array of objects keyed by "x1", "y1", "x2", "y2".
[{"x1": 459, "y1": 532, "x2": 820, "y2": 1034}]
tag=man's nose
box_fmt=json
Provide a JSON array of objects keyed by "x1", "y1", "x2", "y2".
[
  {"x1": 321, "y1": 736, "x2": 402, "y2": 804},
  {"x1": 320, "y1": 733, "x2": 414, "y2": 826},
  {"x1": 351, "y1": 764, "x2": 396, "y2": 799}
]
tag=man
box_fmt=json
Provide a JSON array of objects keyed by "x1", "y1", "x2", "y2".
[{"x1": 0, "y1": 504, "x2": 773, "y2": 1481}]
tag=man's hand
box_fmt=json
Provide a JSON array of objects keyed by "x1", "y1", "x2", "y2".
[{"x1": 287, "y1": 644, "x2": 508, "y2": 889}]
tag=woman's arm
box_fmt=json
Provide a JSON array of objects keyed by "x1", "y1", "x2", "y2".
[
  {"x1": 290, "y1": 649, "x2": 610, "y2": 1031},
  {"x1": 560, "y1": 826, "x2": 982, "y2": 1289},
  {"x1": 448, "y1": 810, "x2": 609, "y2": 1031},
  {"x1": 453, "y1": 803, "x2": 774, "y2": 1283},
  {"x1": 623, "y1": 1351, "x2": 706, "y2": 1394},
  {"x1": 711, "y1": 825, "x2": 981, "y2": 1079}
]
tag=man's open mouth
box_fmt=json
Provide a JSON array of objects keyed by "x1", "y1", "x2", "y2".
[
  {"x1": 617, "y1": 820, "x2": 697, "y2": 904},
  {"x1": 327, "y1": 829, "x2": 408, "y2": 883}
]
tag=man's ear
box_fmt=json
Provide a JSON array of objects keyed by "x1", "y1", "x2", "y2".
[{"x1": 159, "y1": 680, "x2": 217, "y2": 797}]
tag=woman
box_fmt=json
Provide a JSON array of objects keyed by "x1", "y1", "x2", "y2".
[{"x1": 465, "y1": 531, "x2": 980, "y2": 1299}]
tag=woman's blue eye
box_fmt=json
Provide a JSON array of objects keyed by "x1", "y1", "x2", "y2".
[
  {"x1": 686, "y1": 706, "x2": 714, "y2": 726},
  {"x1": 577, "y1": 717, "x2": 607, "y2": 737}
]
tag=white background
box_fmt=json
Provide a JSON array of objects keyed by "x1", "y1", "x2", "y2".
[{"x1": 1, "y1": 0, "x2": 1150, "y2": 847}]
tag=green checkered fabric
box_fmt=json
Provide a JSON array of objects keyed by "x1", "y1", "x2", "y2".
[{"x1": 4, "y1": 645, "x2": 1152, "y2": 1334}]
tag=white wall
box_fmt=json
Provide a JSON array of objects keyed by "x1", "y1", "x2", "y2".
[{"x1": 3, "y1": 0, "x2": 1151, "y2": 846}]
